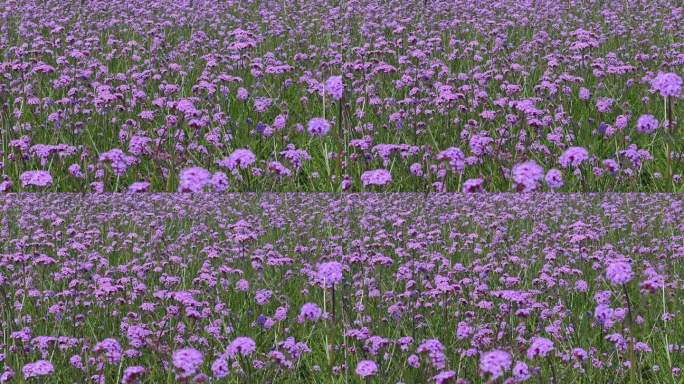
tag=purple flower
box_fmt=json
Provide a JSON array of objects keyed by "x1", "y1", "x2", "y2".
[
  {"x1": 298, "y1": 302, "x2": 322, "y2": 323},
  {"x1": 559, "y1": 147, "x2": 589, "y2": 168},
  {"x1": 211, "y1": 358, "x2": 229, "y2": 379},
  {"x1": 437, "y1": 147, "x2": 465, "y2": 172},
  {"x1": 20, "y1": 170, "x2": 53, "y2": 188},
  {"x1": 172, "y1": 348, "x2": 203, "y2": 378},
  {"x1": 307, "y1": 118, "x2": 331, "y2": 136},
  {"x1": 527, "y1": 337, "x2": 554, "y2": 359},
  {"x1": 128, "y1": 181, "x2": 150, "y2": 193},
  {"x1": 93, "y1": 338, "x2": 123, "y2": 364},
  {"x1": 579, "y1": 87, "x2": 591, "y2": 101},
  {"x1": 99, "y1": 149, "x2": 137, "y2": 176},
  {"x1": 651, "y1": 72, "x2": 682, "y2": 97},
  {"x1": 121, "y1": 366, "x2": 146, "y2": 384},
  {"x1": 325, "y1": 76, "x2": 344, "y2": 100},
  {"x1": 512, "y1": 161, "x2": 544, "y2": 192},
  {"x1": 417, "y1": 339, "x2": 446, "y2": 370},
  {"x1": 211, "y1": 172, "x2": 229, "y2": 192},
  {"x1": 463, "y1": 178, "x2": 485, "y2": 193},
  {"x1": 636, "y1": 114, "x2": 658, "y2": 134},
  {"x1": 226, "y1": 337, "x2": 256, "y2": 358},
  {"x1": 318, "y1": 261, "x2": 343, "y2": 287},
  {"x1": 433, "y1": 370, "x2": 456, "y2": 384},
  {"x1": 545, "y1": 169, "x2": 563, "y2": 190},
  {"x1": 513, "y1": 361, "x2": 531, "y2": 382},
  {"x1": 479, "y1": 350, "x2": 512, "y2": 380},
  {"x1": 355, "y1": 360, "x2": 378, "y2": 378},
  {"x1": 219, "y1": 148, "x2": 257, "y2": 171},
  {"x1": 236, "y1": 87, "x2": 249, "y2": 101},
  {"x1": 606, "y1": 261, "x2": 633, "y2": 285},
  {"x1": 409, "y1": 162, "x2": 423, "y2": 177},
  {"x1": 178, "y1": 167, "x2": 212, "y2": 192},
  {"x1": 22, "y1": 360, "x2": 54, "y2": 379},
  {"x1": 361, "y1": 169, "x2": 392, "y2": 187}
]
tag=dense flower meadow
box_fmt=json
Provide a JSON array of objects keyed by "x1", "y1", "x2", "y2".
[
  {"x1": 0, "y1": 0, "x2": 682, "y2": 191},
  {"x1": 1, "y1": 193, "x2": 684, "y2": 383}
]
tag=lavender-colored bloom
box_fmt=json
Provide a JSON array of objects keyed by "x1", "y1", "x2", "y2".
[
  {"x1": 172, "y1": 348, "x2": 203, "y2": 377},
  {"x1": 211, "y1": 172, "x2": 229, "y2": 192},
  {"x1": 527, "y1": 337, "x2": 554, "y2": 359},
  {"x1": 178, "y1": 167, "x2": 212, "y2": 192},
  {"x1": 603, "y1": 159, "x2": 620, "y2": 174},
  {"x1": 325, "y1": 76, "x2": 344, "y2": 100},
  {"x1": 307, "y1": 118, "x2": 331, "y2": 136},
  {"x1": 226, "y1": 337, "x2": 256, "y2": 358},
  {"x1": 121, "y1": 366, "x2": 145, "y2": 384},
  {"x1": 512, "y1": 161, "x2": 544, "y2": 192},
  {"x1": 463, "y1": 178, "x2": 485, "y2": 193},
  {"x1": 20, "y1": 170, "x2": 53, "y2": 188},
  {"x1": 636, "y1": 114, "x2": 658, "y2": 134},
  {"x1": 479, "y1": 350, "x2": 512, "y2": 380},
  {"x1": 219, "y1": 149, "x2": 257, "y2": 171},
  {"x1": 417, "y1": 339, "x2": 446, "y2": 370},
  {"x1": 606, "y1": 261, "x2": 633, "y2": 285},
  {"x1": 436, "y1": 147, "x2": 465, "y2": 172},
  {"x1": 361, "y1": 169, "x2": 392, "y2": 187},
  {"x1": 355, "y1": 360, "x2": 378, "y2": 378},
  {"x1": 99, "y1": 149, "x2": 137, "y2": 176},
  {"x1": 236, "y1": 87, "x2": 249, "y2": 101},
  {"x1": 578, "y1": 87, "x2": 591, "y2": 101},
  {"x1": 545, "y1": 169, "x2": 563, "y2": 190},
  {"x1": 318, "y1": 261, "x2": 343, "y2": 287},
  {"x1": 93, "y1": 338, "x2": 123, "y2": 364},
  {"x1": 22, "y1": 360, "x2": 54, "y2": 379},
  {"x1": 298, "y1": 302, "x2": 322, "y2": 323},
  {"x1": 651, "y1": 72, "x2": 682, "y2": 97},
  {"x1": 409, "y1": 162, "x2": 423, "y2": 177},
  {"x1": 211, "y1": 358, "x2": 229, "y2": 379},
  {"x1": 559, "y1": 147, "x2": 589, "y2": 168},
  {"x1": 513, "y1": 361, "x2": 531, "y2": 381},
  {"x1": 433, "y1": 370, "x2": 456, "y2": 384},
  {"x1": 128, "y1": 181, "x2": 150, "y2": 192}
]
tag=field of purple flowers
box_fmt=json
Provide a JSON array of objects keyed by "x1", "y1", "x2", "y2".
[
  {"x1": 0, "y1": 0, "x2": 682, "y2": 191},
  {"x1": 1, "y1": 194, "x2": 683, "y2": 383}
]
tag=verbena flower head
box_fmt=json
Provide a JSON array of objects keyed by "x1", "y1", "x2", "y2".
[
  {"x1": 651, "y1": 72, "x2": 682, "y2": 97},
  {"x1": 226, "y1": 337, "x2": 256, "y2": 358},
  {"x1": 211, "y1": 358, "x2": 229, "y2": 379},
  {"x1": 545, "y1": 169, "x2": 563, "y2": 190},
  {"x1": 318, "y1": 261, "x2": 343, "y2": 287},
  {"x1": 307, "y1": 118, "x2": 331, "y2": 136},
  {"x1": 20, "y1": 170, "x2": 53, "y2": 188},
  {"x1": 636, "y1": 114, "x2": 658, "y2": 134},
  {"x1": 172, "y1": 348, "x2": 203, "y2": 378},
  {"x1": 178, "y1": 167, "x2": 212, "y2": 192},
  {"x1": 559, "y1": 147, "x2": 589, "y2": 168},
  {"x1": 355, "y1": 360, "x2": 378, "y2": 378},
  {"x1": 479, "y1": 350, "x2": 512, "y2": 380},
  {"x1": 463, "y1": 178, "x2": 485, "y2": 193},
  {"x1": 93, "y1": 338, "x2": 123, "y2": 364},
  {"x1": 325, "y1": 76, "x2": 344, "y2": 100},
  {"x1": 527, "y1": 337, "x2": 554, "y2": 359},
  {"x1": 606, "y1": 261, "x2": 633, "y2": 285},
  {"x1": 512, "y1": 160, "x2": 544, "y2": 192},
  {"x1": 121, "y1": 366, "x2": 146, "y2": 384},
  {"x1": 433, "y1": 370, "x2": 456, "y2": 384},
  {"x1": 513, "y1": 361, "x2": 531, "y2": 381},
  {"x1": 361, "y1": 169, "x2": 392, "y2": 188},
  {"x1": 436, "y1": 147, "x2": 465, "y2": 172},
  {"x1": 219, "y1": 148, "x2": 257, "y2": 172},
  {"x1": 22, "y1": 360, "x2": 54, "y2": 379},
  {"x1": 298, "y1": 302, "x2": 322, "y2": 323}
]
